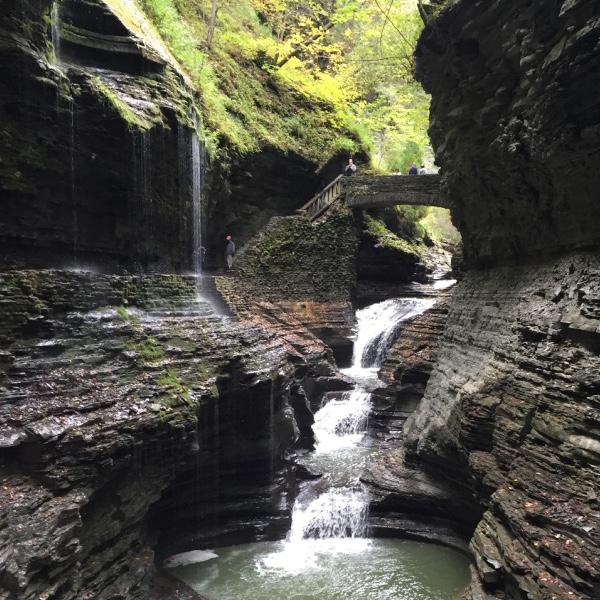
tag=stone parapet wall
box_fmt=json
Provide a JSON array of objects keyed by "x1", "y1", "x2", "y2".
[
  {"x1": 229, "y1": 212, "x2": 360, "y2": 303},
  {"x1": 343, "y1": 174, "x2": 448, "y2": 209}
]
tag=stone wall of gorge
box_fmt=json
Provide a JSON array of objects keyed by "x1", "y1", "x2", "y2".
[
  {"x1": 0, "y1": 270, "x2": 328, "y2": 600},
  {"x1": 0, "y1": 0, "x2": 325, "y2": 274},
  {"x1": 407, "y1": 254, "x2": 599, "y2": 599},
  {"x1": 361, "y1": 2, "x2": 600, "y2": 599},
  {"x1": 416, "y1": 0, "x2": 600, "y2": 262},
  {"x1": 1, "y1": 0, "x2": 201, "y2": 272}
]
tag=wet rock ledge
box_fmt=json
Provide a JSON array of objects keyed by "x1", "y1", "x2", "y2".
[{"x1": 0, "y1": 270, "x2": 330, "y2": 600}]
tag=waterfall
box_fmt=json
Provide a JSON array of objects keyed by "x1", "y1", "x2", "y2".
[
  {"x1": 288, "y1": 488, "x2": 368, "y2": 541},
  {"x1": 133, "y1": 132, "x2": 153, "y2": 264},
  {"x1": 351, "y1": 298, "x2": 436, "y2": 369},
  {"x1": 190, "y1": 124, "x2": 204, "y2": 286},
  {"x1": 279, "y1": 297, "x2": 437, "y2": 558},
  {"x1": 178, "y1": 118, "x2": 205, "y2": 291},
  {"x1": 51, "y1": 2, "x2": 62, "y2": 64},
  {"x1": 312, "y1": 390, "x2": 370, "y2": 452},
  {"x1": 286, "y1": 388, "x2": 371, "y2": 547},
  {"x1": 68, "y1": 95, "x2": 78, "y2": 263}
]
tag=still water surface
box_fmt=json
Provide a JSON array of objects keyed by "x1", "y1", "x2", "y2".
[{"x1": 171, "y1": 538, "x2": 471, "y2": 600}]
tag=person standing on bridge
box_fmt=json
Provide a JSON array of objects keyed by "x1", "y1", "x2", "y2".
[
  {"x1": 225, "y1": 235, "x2": 235, "y2": 270},
  {"x1": 408, "y1": 163, "x2": 418, "y2": 175},
  {"x1": 343, "y1": 158, "x2": 357, "y2": 176}
]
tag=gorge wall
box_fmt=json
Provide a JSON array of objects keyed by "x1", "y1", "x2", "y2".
[
  {"x1": 0, "y1": 0, "x2": 324, "y2": 273},
  {"x1": 0, "y1": 268, "x2": 348, "y2": 600},
  {"x1": 362, "y1": 1, "x2": 600, "y2": 599},
  {"x1": 0, "y1": 2, "x2": 346, "y2": 599}
]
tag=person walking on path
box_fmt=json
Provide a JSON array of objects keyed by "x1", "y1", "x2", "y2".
[
  {"x1": 343, "y1": 158, "x2": 357, "y2": 176},
  {"x1": 225, "y1": 235, "x2": 235, "y2": 269},
  {"x1": 419, "y1": 164, "x2": 427, "y2": 174},
  {"x1": 408, "y1": 163, "x2": 418, "y2": 175}
]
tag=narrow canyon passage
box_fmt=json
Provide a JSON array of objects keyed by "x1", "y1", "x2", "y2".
[
  {"x1": 1, "y1": 1, "x2": 599, "y2": 599},
  {"x1": 168, "y1": 297, "x2": 470, "y2": 600}
]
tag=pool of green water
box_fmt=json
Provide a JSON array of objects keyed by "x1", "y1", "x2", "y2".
[{"x1": 170, "y1": 538, "x2": 471, "y2": 600}]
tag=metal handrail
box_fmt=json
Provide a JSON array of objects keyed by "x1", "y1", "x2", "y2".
[{"x1": 299, "y1": 174, "x2": 344, "y2": 221}]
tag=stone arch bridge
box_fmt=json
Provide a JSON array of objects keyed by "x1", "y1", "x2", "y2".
[{"x1": 300, "y1": 174, "x2": 449, "y2": 221}]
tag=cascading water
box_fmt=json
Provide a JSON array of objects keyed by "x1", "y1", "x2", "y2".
[
  {"x1": 51, "y1": 2, "x2": 62, "y2": 64},
  {"x1": 68, "y1": 95, "x2": 78, "y2": 263},
  {"x1": 170, "y1": 298, "x2": 471, "y2": 599},
  {"x1": 178, "y1": 117, "x2": 207, "y2": 298},
  {"x1": 288, "y1": 488, "x2": 368, "y2": 541},
  {"x1": 133, "y1": 132, "x2": 152, "y2": 264},
  {"x1": 285, "y1": 299, "x2": 436, "y2": 550},
  {"x1": 351, "y1": 298, "x2": 437, "y2": 371},
  {"x1": 190, "y1": 119, "x2": 204, "y2": 286}
]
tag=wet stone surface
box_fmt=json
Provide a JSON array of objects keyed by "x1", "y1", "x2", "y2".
[{"x1": 0, "y1": 270, "x2": 321, "y2": 600}]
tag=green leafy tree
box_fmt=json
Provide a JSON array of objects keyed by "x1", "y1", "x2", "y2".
[{"x1": 139, "y1": 0, "x2": 430, "y2": 168}]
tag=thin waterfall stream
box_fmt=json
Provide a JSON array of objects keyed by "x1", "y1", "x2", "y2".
[{"x1": 170, "y1": 298, "x2": 471, "y2": 599}]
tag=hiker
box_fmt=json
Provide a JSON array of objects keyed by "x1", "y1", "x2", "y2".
[
  {"x1": 225, "y1": 235, "x2": 235, "y2": 269},
  {"x1": 343, "y1": 158, "x2": 357, "y2": 176},
  {"x1": 392, "y1": 168, "x2": 401, "y2": 176},
  {"x1": 419, "y1": 164, "x2": 427, "y2": 174},
  {"x1": 408, "y1": 163, "x2": 418, "y2": 175}
]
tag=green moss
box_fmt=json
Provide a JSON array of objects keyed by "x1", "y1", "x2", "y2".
[
  {"x1": 115, "y1": 305, "x2": 142, "y2": 328},
  {"x1": 90, "y1": 77, "x2": 156, "y2": 132},
  {"x1": 156, "y1": 367, "x2": 194, "y2": 406},
  {"x1": 123, "y1": 335, "x2": 166, "y2": 363},
  {"x1": 363, "y1": 213, "x2": 420, "y2": 256},
  {"x1": 139, "y1": 337, "x2": 165, "y2": 362},
  {"x1": 116, "y1": 305, "x2": 131, "y2": 322}
]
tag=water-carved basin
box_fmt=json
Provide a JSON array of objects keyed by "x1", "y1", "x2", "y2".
[{"x1": 170, "y1": 538, "x2": 471, "y2": 600}]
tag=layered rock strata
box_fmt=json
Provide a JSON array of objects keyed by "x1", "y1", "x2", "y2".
[
  {"x1": 0, "y1": 270, "x2": 322, "y2": 600},
  {"x1": 409, "y1": 255, "x2": 599, "y2": 599},
  {"x1": 364, "y1": 1, "x2": 600, "y2": 598},
  {"x1": 416, "y1": 0, "x2": 600, "y2": 262},
  {"x1": 369, "y1": 300, "x2": 450, "y2": 447},
  {"x1": 0, "y1": 0, "x2": 330, "y2": 274},
  {"x1": 0, "y1": 0, "x2": 205, "y2": 272}
]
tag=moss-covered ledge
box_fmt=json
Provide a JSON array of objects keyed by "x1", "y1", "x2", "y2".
[{"x1": 222, "y1": 211, "x2": 360, "y2": 305}]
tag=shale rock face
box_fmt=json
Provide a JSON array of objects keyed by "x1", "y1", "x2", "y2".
[
  {"x1": 373, "y1": 2, "x2": 600, "y2": 598},
  {"x1": 369, "y1": 300, "x2": 449, "y2": 446},
  {"x1": 403, "y1": 255, "x2": 600, "y2": 599},
  {"x1": 0, "y1": 0, "x2": 205, "y2": 272},
  {"x1": 217, "y1": 208, "x2": 450, "y2": 366},
  {"x1": 0, "y1": 271, "x2": 312, "y2": 600},
  {"x1": 416, "y1": 0, "x2": 600, "y2": 261}
]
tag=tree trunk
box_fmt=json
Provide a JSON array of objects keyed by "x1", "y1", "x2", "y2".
[{"x1": 207, "y1": 0, "x2": 218, "y2": 49}]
